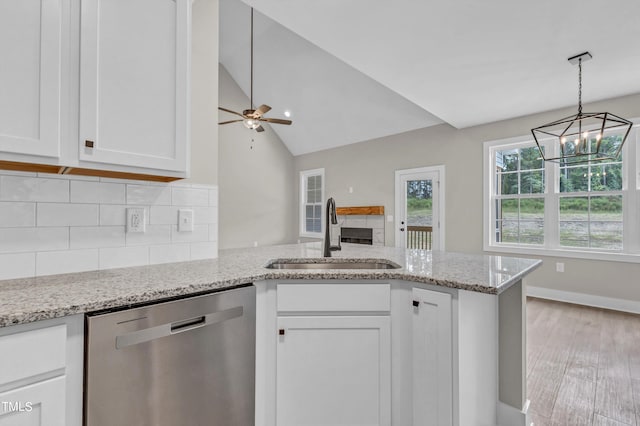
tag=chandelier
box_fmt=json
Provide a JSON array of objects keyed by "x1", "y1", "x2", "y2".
[{"x1": 531, "y1": 52, "x2": 632, "y2": 163}]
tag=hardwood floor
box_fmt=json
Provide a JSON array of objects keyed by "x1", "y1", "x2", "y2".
[{"x1": 527, "y1": 297, "x2": 640, "y2": 426}]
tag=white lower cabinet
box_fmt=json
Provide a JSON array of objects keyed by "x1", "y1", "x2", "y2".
[
  {"x1": 276, "y1": 315, "x2": 391, "y2": 426},
  {"x1": 0, "y1": 376, "x2": 66, "y2": 426},
  {"x1": 0, "y1": 315, "x2": 84, "y2": 426},
  {"x1": 412, "y1": 287, "x2": 453, "y2": 426},
  {"x1": 255, "y1": 281, "x2": 392, "y2": 426},
  {"x1": 257, "y1": 279, "x2": 525, "y2": 426}
]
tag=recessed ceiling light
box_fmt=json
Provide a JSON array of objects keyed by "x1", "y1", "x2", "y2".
[{"x1": 284, "y1": 110, "x2": 291, "y2": 118}]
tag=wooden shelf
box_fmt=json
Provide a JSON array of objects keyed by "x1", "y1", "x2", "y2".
[{"x1": 336, "y1": 206, "x2": 384, "y2": 216}]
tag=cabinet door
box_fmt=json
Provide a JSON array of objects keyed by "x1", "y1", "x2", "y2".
[
  {"x1": 79, "y1": 0, "x2": 190, "y2": 173},
  {"x1": 0, "y1": 0, "x2": 64, "y2": 158},
  {"x1": 277, "y1": 316, "x2": 391, "y2": 426},
  {"x1": 412, "y1": 288, "x2": 453, "y2": 426},
  {"x1": 0, "y1": 376, "x2": 66, "y2": 426}
]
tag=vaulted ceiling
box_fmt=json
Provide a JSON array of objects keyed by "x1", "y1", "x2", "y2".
[{"x1": 219, "y1": 0, "x2": 640, "y2": 156}]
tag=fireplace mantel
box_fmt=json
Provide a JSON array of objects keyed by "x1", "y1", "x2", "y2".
[{"x1": 335, "y1": 206, "x2": 384, "y2": 216}]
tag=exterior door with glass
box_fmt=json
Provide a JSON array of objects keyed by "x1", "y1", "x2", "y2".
[{"x1": 395, "y1": 166, "x2": 444, "y2": 250}]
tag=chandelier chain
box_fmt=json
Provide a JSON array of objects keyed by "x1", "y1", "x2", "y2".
[{"x1": 578, "y1": 58, "x2": 582, "y2": 114}]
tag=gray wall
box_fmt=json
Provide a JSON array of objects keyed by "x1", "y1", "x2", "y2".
[
  {"x1": 294, "y1": 93, "x2": 640, "y2": 302},
  {"x1": 187, "y1": 0, "x2": 218, "y2": 185},
  {"x1": 218, "y1": 65, "x2": 297, "y2": 249}
]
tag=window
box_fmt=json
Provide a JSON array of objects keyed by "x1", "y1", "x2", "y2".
[
  {"x1": 300, "y1": 168, "x2": 324, "y2": 238},
  {"x1": 494, "y1": 145, "x2": 545, "y2": 245},
  {"x1": 484, "y1": 125, "x2": 640, "y2": 261},
  {"x1": 558, "y1": 142, "x2": 623, "y2": 250}
]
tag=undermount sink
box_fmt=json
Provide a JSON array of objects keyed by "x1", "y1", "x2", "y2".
[{"x1": 265, "y1": 259, "x2": 401, "y2": 270}]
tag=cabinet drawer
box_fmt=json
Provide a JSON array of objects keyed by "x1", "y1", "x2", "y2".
[
  {"x1": 0, "y1": 325, "x2": 66, "y2": 385},
  {"x1": 277, "y1": 283, "x2": 390, "y2": 312}
]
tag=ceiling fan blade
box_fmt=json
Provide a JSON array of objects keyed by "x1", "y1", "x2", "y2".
[
  {"x1": 256, "y1": 125, "x2": 265, "y2": 133},
  {"x1": 218, "y1": 106, "x2": 246, "y2": 118},
  {"x1": 219, "y1": 119, "x2": 243, "y2": 125},
  {"x1": 254, "y1": 104, "x2": 272, "y2": 118},
  {"x1": 260, "y1": 117, "x2": 292, "y2": 125}
]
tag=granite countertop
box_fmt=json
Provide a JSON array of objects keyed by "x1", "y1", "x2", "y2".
[{"x1": 0, "y1": 242, "x2": 541, "y2": 327}]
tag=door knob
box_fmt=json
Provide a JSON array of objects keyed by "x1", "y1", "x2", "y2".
[{"x1": 400, "y1": 228, "x2": 405, "y2": 231}]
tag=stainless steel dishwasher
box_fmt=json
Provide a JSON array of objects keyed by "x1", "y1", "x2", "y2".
[{"x1": 84, "y1": 285, "x2": 255, "y2": 426}]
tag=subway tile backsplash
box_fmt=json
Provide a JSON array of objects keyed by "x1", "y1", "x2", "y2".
[
  {"x1": 37, "y1": 203, "x2": 100, "y2": 227},
  {"x1": 0, "y1": 175, "x2": 70, "y2": 202},
  {"x1": 70, "y1": 180, "x2": 126, "y2": 204},
  {"x1": 0, "y1": 253, "x2": 36, "y2": 280},
  {"x1": 171, "y1": 187, "x2": 209, "y2": 206},
  {"x1": 0, "y1": 172, "x2": 218, "y2": 280},
  {"x1": 0, "y1": 202, "x2": 36, "y2": 227}
]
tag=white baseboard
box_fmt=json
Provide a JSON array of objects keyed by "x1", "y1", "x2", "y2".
[
  {"x1": 527, "y1": 286, "x2": 640, "y2": 314},
  {"x1": 497, "y1": 399, "x2": 530, "y2": 426}
]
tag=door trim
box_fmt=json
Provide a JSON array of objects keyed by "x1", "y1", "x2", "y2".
[{"x1": 394, "y1": 165, "x2": 445, "y2": 250}]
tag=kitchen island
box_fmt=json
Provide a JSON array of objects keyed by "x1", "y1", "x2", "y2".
[
  {"x1": 0, "y1": 242, "x2": 538, "y2": 327},
  {"x1": 0, "y1": 242, "x2": 540, "y2": 426}
]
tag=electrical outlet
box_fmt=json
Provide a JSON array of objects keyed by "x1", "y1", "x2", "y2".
[
  {"x1": 126, "y1": 208, "x2": 145, "y2": 233},
  {"x1": 178, "y1": 209, "x2": 194, "y2": 232},
  {"x1": 556, "y1": 262, "x2": 565, "y2": 273}
]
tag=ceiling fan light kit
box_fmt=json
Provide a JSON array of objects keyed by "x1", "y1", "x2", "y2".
[
  {"x1": 243, "y1": 118, "x2": 261, "y2": 130},
  {"x1": 218, "y1": 7, "x2": 292, "y2": 133},
  {"x1": 531, "y1": 52, "x2": 633, "y2": 164}
]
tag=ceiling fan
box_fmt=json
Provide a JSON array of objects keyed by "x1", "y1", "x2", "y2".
[{"x1": 218, "y1": 7, "x2": 292, "y2": 133}]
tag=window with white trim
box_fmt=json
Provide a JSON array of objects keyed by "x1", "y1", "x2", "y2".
[
  {"x1": 558, "y1": 146, "x2": 623, "y2": 250},
  {"x1": 300, "y1": 168, "x2": 324, "y2": 238},
  {"x1": 494, "y1": 145, "x2": 546, "y2": 245},
  {"x1": 484, "y1": 125, "x2": 639, "y2": 261}
]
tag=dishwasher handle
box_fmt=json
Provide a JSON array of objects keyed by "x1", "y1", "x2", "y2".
[
  {"x1": 171, "y1": 316, "x2": 206, "y2": 333},
  {"x1": 115, "y1": 306, "x2": 244, "y2": 349}
]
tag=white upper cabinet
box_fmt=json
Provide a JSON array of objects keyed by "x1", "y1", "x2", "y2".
[
  {"x1": 78, "y1": 0, "x2": 190, "y2": 174},
  {"x1": 0, "y1": 0, "x2": 191, "y2": 180},
  {"x1": 0, "y1": 0, "x2": 66, "y2": 159}
]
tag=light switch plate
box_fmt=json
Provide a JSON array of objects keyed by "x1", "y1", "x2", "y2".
[
  {"x1": 126, "y1": 208, "x2": 145, "y2": 233},
  {"x1": 178, "y1": 209, "x2": 194, "y2": 232}
]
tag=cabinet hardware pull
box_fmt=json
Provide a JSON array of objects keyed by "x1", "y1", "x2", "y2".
[
  {"x1": 279, "y1": 329, "x2": 285, "y2": 336},
  {"x1": 412, "y1": 300, "x2": 420, "y2": 307},
  {"x1": 85, "y1": 140, "x2": 95, "y2": 148}
]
